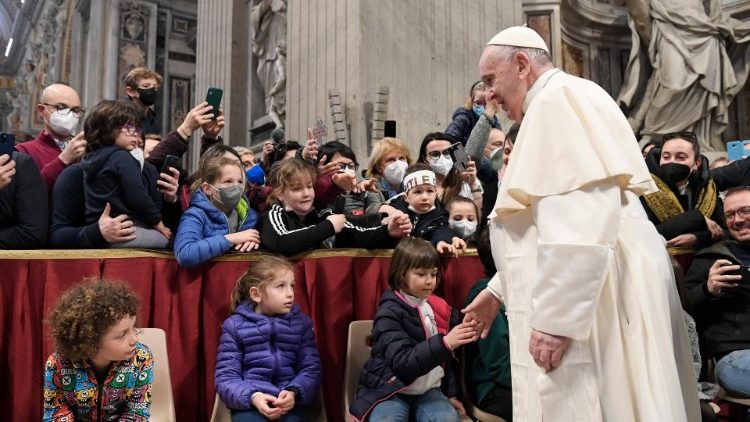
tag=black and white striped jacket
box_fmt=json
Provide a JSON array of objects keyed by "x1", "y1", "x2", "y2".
[{"x1": 259, "y1": 204, "x2": 397, "y2": 256}]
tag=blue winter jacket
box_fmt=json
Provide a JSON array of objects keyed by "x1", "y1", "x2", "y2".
[
  {"x1": 214, "y1": 300, "x2": 322, "y2": 410},
  {"x1": 173, "y1": 190, "x2": 258, "y2": 268}
]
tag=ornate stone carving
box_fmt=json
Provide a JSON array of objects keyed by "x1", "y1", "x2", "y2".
[
  {"x1": 251, "y1": 0, "x2": 287, "y2": 128},
  {"x1": 118, "y1": 1, "x2": 151, "y2": 89},
  {"x1": 4, "y1": 0, "x2": 69, "y2": 132}
]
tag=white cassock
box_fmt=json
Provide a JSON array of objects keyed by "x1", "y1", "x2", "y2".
[{"x1": 487, "y1": 68, "x2": 700, "y2": 421}]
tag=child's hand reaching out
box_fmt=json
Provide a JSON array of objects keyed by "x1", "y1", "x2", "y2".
[
  {"x1": 451, "y1": 236, "x2": 467, "y2": 253},
  {"x1": 444, "y1": 321, "x2": 478, "y2": 349},
  {"x1": 251, "y1": 393, "x2": 282, "y2": 420},
  {"x1": 436, "y1": 240, "x2": 456, "y2": 257}
]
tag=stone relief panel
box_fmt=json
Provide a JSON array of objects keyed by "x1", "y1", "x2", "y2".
[
  {"x1": 250, "y1": 0, "x2": 287, "y2": 128},
  {"x1": 597, "y1": 48, "x2": 612, "y2": 93},
  {"x1": 3, "y1": 0, "x2": 72, "y2": 133},
  {"x1": 562, "y1": 39, "x2": 588, "y2": 78},
  {"x1": 118, "y1": 1, "x2": 151, "y2": 91},
  {"x1": 527, "y1": 13, "x2": 553, "y2": 59},
  {"x1": 169, "y1": 76, "x2": 192, "y2": 131}
]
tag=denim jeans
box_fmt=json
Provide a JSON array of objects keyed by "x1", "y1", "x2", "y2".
[
  {"x1": 715, "y1": 349, "x2": 750, "y2": 398},
  {"x1": 369, "y1": 388, "x2": 459, "y2": 422},
  {"x1": 231, "y1": 407, "x2": 305, "y2": 422}
]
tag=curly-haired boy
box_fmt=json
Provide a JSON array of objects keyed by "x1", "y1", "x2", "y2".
[{"x1": 43, "y1": 279, "x2": 153, "y2": 421}]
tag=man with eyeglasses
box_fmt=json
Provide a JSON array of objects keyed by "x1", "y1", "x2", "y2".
[
  {"x1": 685, "y1": 186, "x2": 750, "y2": 400},
  {"x1": 16, "y1": 83, "x2": 87, "y2": 191}
]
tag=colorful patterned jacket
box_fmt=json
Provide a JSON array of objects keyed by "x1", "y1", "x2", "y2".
[{"x1": 43, "y1": 342, "x2": 153, "y2": 421}]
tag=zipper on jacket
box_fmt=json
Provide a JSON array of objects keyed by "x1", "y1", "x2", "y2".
[
  {"x1": 270, "y1": 319, "x2": 279, "y2": 385},
  {"x1": 96, "y1": 383, "x2": 103, "y2": 422}
]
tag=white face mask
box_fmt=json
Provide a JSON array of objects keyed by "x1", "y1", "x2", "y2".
[
  {"x1": 130, "y1": 147, "x2": 145, "y2": 170},
  {"x1": 383, "y1": 160, "x2": 408, "y2": 185},
  {"x1": 449, "y1": 219, "x2": 477, "y2": 239},
  {"x1": 430, "y1": 155, "x2": 453, "y2": 176},
  {"x1": 47, "y1": 110, "x2": 79, "y2": 138}
]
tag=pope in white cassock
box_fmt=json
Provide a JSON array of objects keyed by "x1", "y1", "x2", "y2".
[{"x1": 462, "y1": 27, "x2": 701, "y2": 421}]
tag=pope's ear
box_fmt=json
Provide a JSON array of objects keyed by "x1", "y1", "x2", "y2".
[{"x1": 515, "y1": 51, "x2": 531, "y2": 77}]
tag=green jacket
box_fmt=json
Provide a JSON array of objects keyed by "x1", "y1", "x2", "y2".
[{"x1": 464, "y1": 278, "x2": 512, "y2": 403}]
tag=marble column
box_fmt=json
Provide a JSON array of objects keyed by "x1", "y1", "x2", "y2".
[{"x1": 192, "y1": 0, "x2": 249, "y2": 169}]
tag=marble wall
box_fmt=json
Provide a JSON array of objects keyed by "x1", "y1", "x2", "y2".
[{"x1": 285, "y1": 0, "x2": 525, "y2": 161}]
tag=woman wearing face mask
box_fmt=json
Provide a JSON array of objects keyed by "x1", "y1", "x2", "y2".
[
  {"x1": 173, "y1": 156, "x2": 260, "y2": 268},
  {"x1": 444, "y1": 81, "x2": 502, "y2": 145},
  {"x1": 418, "y1": 132, "x2": 483, "y2": 211},
  {"x1": 641, "y1": 131, "x2": 725, "y2": 250},
  {"x1": 367, "y1": 137, "x2": 413, "y2": 200}
]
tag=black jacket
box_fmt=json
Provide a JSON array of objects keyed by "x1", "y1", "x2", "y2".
[
  {"x1": 0, "y1": 152, "x2": 48, "y2": 248},
  {"x1": 641, "y1": 148, "x2": 724, "y2": 247},
  {"x1": 259, "y1": 204, "x2": 397, "y2": 256},
  {"x1": 49, "y1": 164, "x2": 106, "y2": 248},
  {"x1": 711, "y1": 157, "x2": 750, "y2": 192},
  {"x1": 391, "y1": 198, "x2": 454, "y2": 247},
  {"x1": 81, "y1": 146, "x2": 162, "y2": 226},
  {"x1": 350, "y1": 289, "x2": 460, "y2": 421},
  {"x1": 684, "y1": 240, "x2": 750, "y2": 359}
]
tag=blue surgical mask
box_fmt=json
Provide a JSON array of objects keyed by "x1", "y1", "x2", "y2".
[{"x1": 473, "y1": 106, "x2": 485, "y2": 117}]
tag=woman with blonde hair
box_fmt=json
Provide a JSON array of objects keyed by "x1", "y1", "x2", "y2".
[{"x1": 367, "y1": 137, "x2": 413, "y2": 201}]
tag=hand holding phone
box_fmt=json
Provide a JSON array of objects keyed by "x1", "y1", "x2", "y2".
[
  {"x1": 449, "y1": 142, "x2": 470, "y2": 172},
  {"x1": 161, "y1": 155, "x2": 181, "y2": 174},
  {"x1": 0, "y1": 132, "x2": 16, "y2": 158},
  {"x1": 205, "y1": 87, "x2": 223, "y2": 120}
]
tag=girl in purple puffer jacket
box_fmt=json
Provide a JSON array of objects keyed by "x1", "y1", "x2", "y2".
[{"x1": 215, "y1": 255, "x2": 322, "y2": 422}]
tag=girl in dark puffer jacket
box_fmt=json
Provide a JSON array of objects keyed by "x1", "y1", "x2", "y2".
[
  {"x1": 215, "y1": 255, "x2": 321, "y2": 421},
  {"x1": 350, "y1": 238, "x2": 480, "y2": 422}
]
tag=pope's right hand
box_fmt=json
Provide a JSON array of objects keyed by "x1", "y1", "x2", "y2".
[{"x1": 461, "y1": 288, "x2": 502, "y2": 340}]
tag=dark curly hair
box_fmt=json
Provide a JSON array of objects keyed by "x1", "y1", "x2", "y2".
[
  {"x1": 83, "y1": 100, "x2": 140, "y2": 152},
  {"x1": 48, "y1": 278, "x2": 141, "y2": 362}
]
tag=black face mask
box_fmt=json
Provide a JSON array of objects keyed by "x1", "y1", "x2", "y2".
[
  {"x1": 660, "y1": 162, "x2": 692, "y2": 185},
  {"x1": 135, "y1": 87, "x2": 158, "y2": 106}
]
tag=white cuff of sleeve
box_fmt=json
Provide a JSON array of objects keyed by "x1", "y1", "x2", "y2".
[{"x1": 486, "y1": 273, "x2": 505, "y2": 302}]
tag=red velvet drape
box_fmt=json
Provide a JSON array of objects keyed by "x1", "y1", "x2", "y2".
[{"x1": 0, "y1": 250, "x2": 484, "y2": 422}]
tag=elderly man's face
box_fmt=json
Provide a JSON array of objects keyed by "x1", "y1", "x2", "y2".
[
  {"x1": 724, "y1": 191, "x2": 750, "y2": 243},
  {"x1": 479, "y1": 47, "x2": 528, "y2": 122}
]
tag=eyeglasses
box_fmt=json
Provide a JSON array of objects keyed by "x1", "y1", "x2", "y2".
[
  {"x1": 117, "y1": 124, "x2": 143, "y2": 137},
  {"x1": 663, "y1": 131, "x2": 698, "y2": 143},
  {"x1": 42, "y1": 103, "x2": 85, "y2": 118},
  {"x1": 426, "y1": 149, "x2": 452, "y2": 160},
  {"x1": 335, "y1": 162, "x2": 359, "y2": 172},
  {"x1": 473, "y1": 100, "x2": 486, "y2": 107},
  {"x1": 725, "y1": 206, "x2": 750, "y2": 222}
]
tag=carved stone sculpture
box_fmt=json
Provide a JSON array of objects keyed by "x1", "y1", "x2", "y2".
[
  {"x1": 618, "y1": 0, "x2": 750, "y2": 150},
  {"x1": 251, "y1": 0, "x2": 287, "y2": 127}
]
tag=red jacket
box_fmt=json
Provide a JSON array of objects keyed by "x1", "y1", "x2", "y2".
[{"x1": 15, "y1": 131, "x2": 68, "y2": 191}]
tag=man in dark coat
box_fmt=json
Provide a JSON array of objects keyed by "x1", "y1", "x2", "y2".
[{"x1": 684, "y1": 186, "x2": 750, "y2": 399}]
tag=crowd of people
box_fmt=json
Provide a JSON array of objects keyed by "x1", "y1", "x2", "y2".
[{"x1": 11, "y1": 25, "x2": 750, "y2": 422}]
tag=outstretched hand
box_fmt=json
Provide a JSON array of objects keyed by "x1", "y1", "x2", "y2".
[{"x1": 462, "y1": 288, "x2": 502, "y2": 340}]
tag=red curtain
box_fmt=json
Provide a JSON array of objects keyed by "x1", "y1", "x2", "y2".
[{"x1": 0, "y1": 250, "x2": 484, "y2": 422}]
